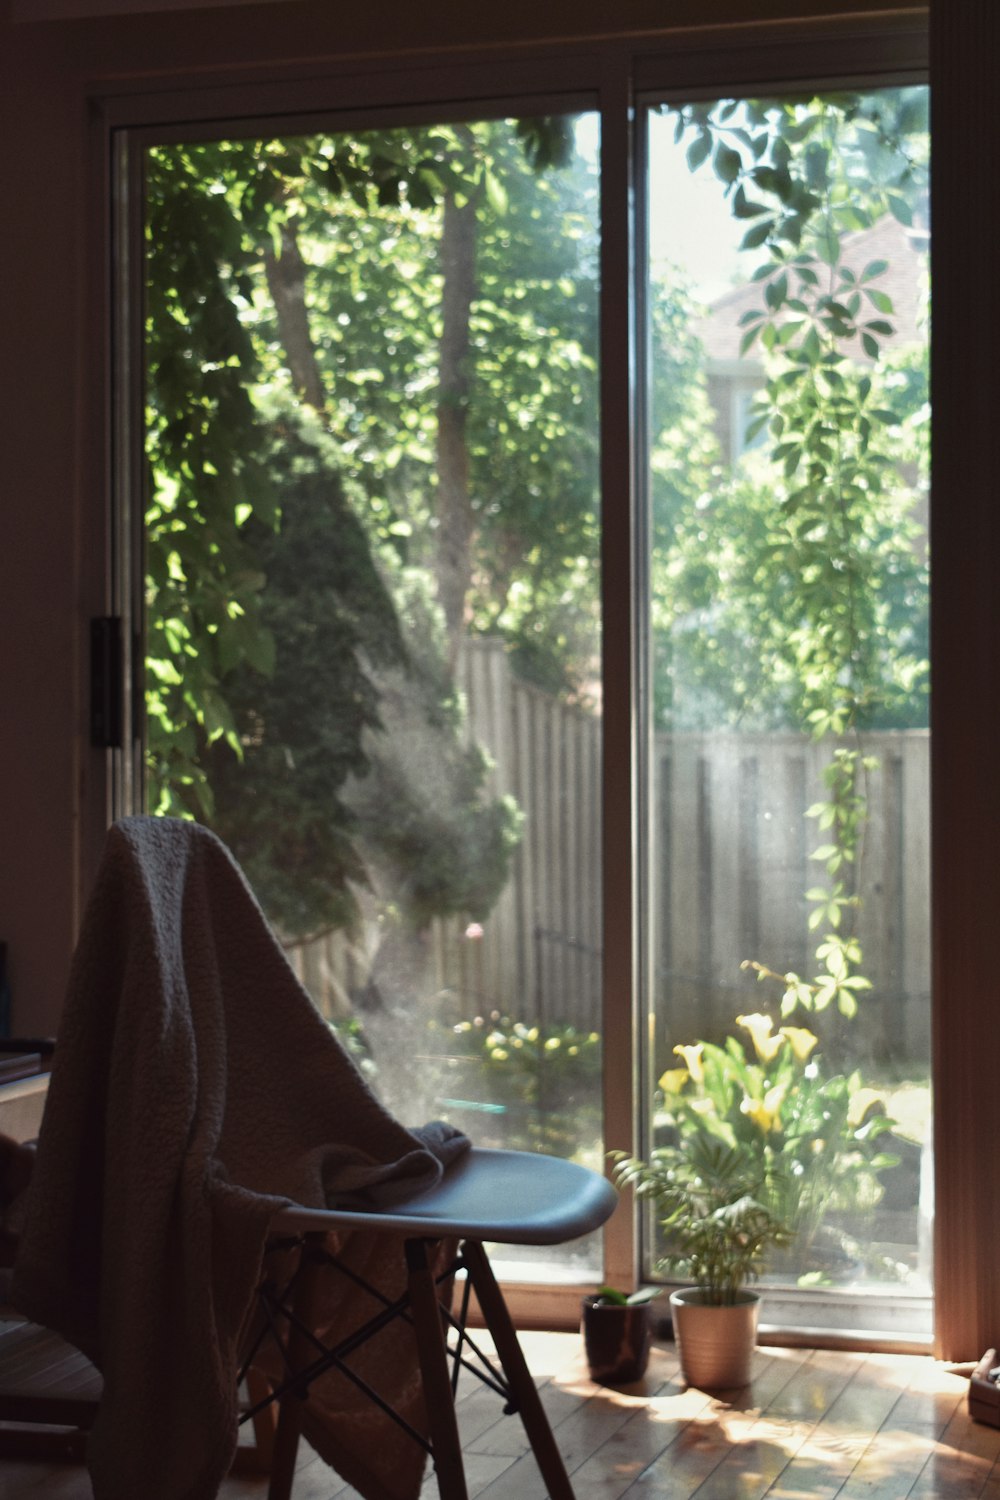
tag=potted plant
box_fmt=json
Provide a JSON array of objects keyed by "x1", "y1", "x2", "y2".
[
  {"x1": 580, "y1": 1285, "x2": 659, "y2": 1385},
  {"x1": 659, "y1": 1016, "x2": 898, "y2": 1275},
  {"x1": 611, "y1": 1134, "x2": 791, "y2": 1389}
]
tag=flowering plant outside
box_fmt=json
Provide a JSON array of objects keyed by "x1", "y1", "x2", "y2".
[
  {"x1": 428, "y1": 1011, "x2": 601, "y2": 1157},
  {"x1": 654, "y1": 1011, "x2": 899, "y2": 1276}
]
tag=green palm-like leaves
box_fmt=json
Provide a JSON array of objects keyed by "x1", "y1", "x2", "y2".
[{"x1": 612, "y1": 1136, "x2": 791, "y2": 1305}]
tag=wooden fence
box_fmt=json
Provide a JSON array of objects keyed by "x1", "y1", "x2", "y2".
[{"x1": 286, "y1": 638, "x2": 930, "y2": 1067}]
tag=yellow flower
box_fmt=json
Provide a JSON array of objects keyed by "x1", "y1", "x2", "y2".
[
  {"x1": 658, "y1": 1067, "x2": 690, "y2": 1097},
  {"x1": 847, "y1": 1087, "x2": 883, "y2": 1127},
  {"x1": 736, "y1": 1012, "x2": 783, "y2": 1063},
  {"x1": 779, "y1": 1025, "x2": 819, "y2": 1063},
  {"x1": 673, "y1": 1044, "x2": 705, "y2": 1084},
  {"x1": 741, "y1": 1083, "x2": 787, "y2": 1134}
]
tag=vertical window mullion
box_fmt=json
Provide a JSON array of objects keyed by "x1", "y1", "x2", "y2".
[
  {"x1": 598, "y1": 51, "x2": 640, "y2": 1293},
  {"x1": 110, "y1": 127, "x2": 146, "y2": 822}
]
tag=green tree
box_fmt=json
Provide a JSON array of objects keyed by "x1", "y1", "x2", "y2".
[
  {"x1": 144, "y1": 116, "x2": 598, "y2": 953},
  {"x1": 270, "y1": 118, "x2": 600, "y2": 694}
]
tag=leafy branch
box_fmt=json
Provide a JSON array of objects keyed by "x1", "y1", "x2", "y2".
[{"x1": 665, "y1": 91, "x2": 928, "y2": 1023}]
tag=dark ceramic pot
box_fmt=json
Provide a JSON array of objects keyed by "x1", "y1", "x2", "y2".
[{"x1": 581, "y1": 1295, "x2": 654, "y2": 1385}]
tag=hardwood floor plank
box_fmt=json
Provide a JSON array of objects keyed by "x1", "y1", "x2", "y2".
[
  {"x1": 549, "y1": 1381, "x2": 670, "y2": 1466},
  {"x1": 903, "y1": 1405, "x2": 1000, "y2": 1500},
  {"x1": 761, "y1": 1351, "x2": 864, "y2": 1427},
  {"x1": 682, "y1": 1421, "x2": 814, "y2": 1500},
  {"x1": 907, "y1": 1452, "x2": 996, "y2": 1500},
  {"x1": 420, "y1": 1449, "x2": 517, "y2": 1497},
  {"x1": 467, "y1": 1362, "x2": 593, "y2": 1457},
  {"x1": 766, "y1": 1433, "x2": 873, "y2": 1500},
  {"x1": 936, "y1": 1407, "x2": 1000, "y2": 1464},
  {"x1": 833, "y1": 1424, "x2": 938, "y2": 1500},
  {"x1": 978, "y1": 1468, "x2": 1000, "y2": 1500},
  {"x1": 559, "y1": 1352, "x2": 803, "y2": 1500},
  {"x1": 2, "y1": 1337, "x2": 992, "y2": 1500},
  {"x1": 819, "y1": 1359, "x2": 910, "y2": 1435},
  {"x1": 0, "y1": 1464, "x2": 92, "y2": 1499},
  {"x1": 885, "y1": 1385, "x2": 965, "y2": 1437},
  {"x1": 725, "y1": 1349, "x2": 817, "y2": 1412},
  {"x1": 673, "y1": 1355, "x2": 871, "y2": 1500},
  {"x1": 616, "y1": 1399, "x2": 793, "y2": 1498}
]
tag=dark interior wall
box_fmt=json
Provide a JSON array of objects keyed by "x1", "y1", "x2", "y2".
[
  {"x1": 929, "y1": 0, "x2": 1000, "y2": 1368},
  {"x1": 1, "y1": 22, "x2": 94, "y2": 1037},
  {"x1": 0, "y1": 0, "x2": 927, "y2": 1034},
  {"x1": 0, "y1": 0, "x2": 928, "y2": 71}
]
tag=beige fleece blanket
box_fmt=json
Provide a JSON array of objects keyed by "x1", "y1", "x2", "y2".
[{"x1": 12, "y1": 816, "x2": 467, "y2": 1500}]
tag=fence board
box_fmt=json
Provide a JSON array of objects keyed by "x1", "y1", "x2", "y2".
[{"x1": 286, "y1": 641, "x2": 931, "y2": 1069}]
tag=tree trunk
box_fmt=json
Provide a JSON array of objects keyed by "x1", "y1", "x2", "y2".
[
  {"x1": 435, "y1": 186, "x2": 479, "y2": 670},
  {"x1": 264, "y1": 221, "x2": 328, "y2": 414}
]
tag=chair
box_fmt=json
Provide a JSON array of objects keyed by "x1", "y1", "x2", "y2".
[
  {"x1": 0, "y1": 1051, "x2": 278, "y2": 1476},
  {"x1": 247, "y1": 1146, "x2": 617, "y2": 1500},
  {"x1": 9, "y1": 816, "x2": 617, "y2": 1500},
  {"x1": 0, "y1": 1059, "x2": 103, "y2": 1464}
]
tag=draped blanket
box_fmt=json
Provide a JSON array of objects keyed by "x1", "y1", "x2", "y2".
[{"x1": 12, "y1": 816, "x2": 467, "y2": 1500}]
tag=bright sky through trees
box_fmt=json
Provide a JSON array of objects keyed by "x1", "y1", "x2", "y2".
[{"x1": 648, "y1": 111, "x2": 745, "y2": 300}]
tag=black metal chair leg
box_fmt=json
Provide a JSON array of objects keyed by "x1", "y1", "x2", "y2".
[
  {"x1": 267, "y1": 1235, "x2": 327, "y2": 1500},
  {"x1": 462, "y1": 1239, "x2": 576, "y2": 1500},
  {"x1": 405, "y1": 1238, "x2": 470, "y2": 1500}
]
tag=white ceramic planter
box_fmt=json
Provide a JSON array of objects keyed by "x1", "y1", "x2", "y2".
[{"x1": 669, "y1": 1288, "x2": 760, "y2": 1389}]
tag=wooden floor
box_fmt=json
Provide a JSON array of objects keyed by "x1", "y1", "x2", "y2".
[{"x1": 0, "y1": 1331, "x2": 987, "y2": 1499}]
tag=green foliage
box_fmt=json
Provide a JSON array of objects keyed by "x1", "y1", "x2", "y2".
[
  {"x1": 651, "y1": 326, "x2": 928, "y2": 738},
  {"x1": 645, "y1": 94, "x2": 925, "y2": 1280},
  {"x1": 430, "y1": 1013, "x2": 602, "y2": 1157},
  {"x1": 196, "y1": 404, "x2": 406, "y2": 935},
  {"x1": 615, "y1": 1003, "x2": 900, "y2": 1296},
  {"x1": 656, "y1": 1013, "x2": 898, "y2": 1275},
  {"x1": 342, "y1": 566, "x2": 523, "y2": 930},
  {"x1": 290, "y1": 118, "x2": 600, "y2": 697},
  {"x1": 145, "y1": 117, "x2": 598, "y2": 944},
  {"x1": 328, "y1": 1016, "x2": 377, "y2": 1082},
  {"x1": 173, "y1": 400, "x2": 521, "y2": 939},
  {"x1": 654, "y1": 89, "x2": 928, "y2": 1055},
  {"x1": 653, "y1": 89, "x2": 929, "y2": 736},
  {"x1": 742, "y1": 748, "x2": 878, "y2": 1020},
  {"x1": 145, "y1": 142, "x2": 280, "y2": 816},
  {"x1": 611, "y1": 1134, "x2": 791, "y2": 1305},
  {"x1": 593, "y1": 1286, "x2": 660, "y2": 1307},
  {"x1": 672, "y1": 88, "x2": 928, "y2": 258},
  {"x1": 146, "y1": 119, "x2": 598, "y2": 941}
]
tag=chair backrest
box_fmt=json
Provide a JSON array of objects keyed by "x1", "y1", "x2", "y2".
[
  {"x1": 0, "y1": 1072, "x2": 49, "y2": 1149},
  {"x1": 0, "y1": 1069, "x2": 102, "y2": 1466},
  {"x1": 0, "y1": 1072, "x2": 48, "y2": 1271}
]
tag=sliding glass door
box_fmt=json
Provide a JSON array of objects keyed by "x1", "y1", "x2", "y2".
[
  {"x1": 640, "y1": 85, "x2": 931, "y2": 1334},
  {"x1": 122, "y1": 33, "x2": 931, "y2": 1331}
]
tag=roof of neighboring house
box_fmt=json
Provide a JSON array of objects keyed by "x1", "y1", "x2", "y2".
[{"x1": 696, "y1": 213, "x2": 928, "y2": 366}]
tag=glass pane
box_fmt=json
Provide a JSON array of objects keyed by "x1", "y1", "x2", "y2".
[
  {"x1": 143, "y1": 113, "x2": 602, "y2": 1276},
  {"x1": 642, "y1": 88, "x2": 930, "y2": 1333}
]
